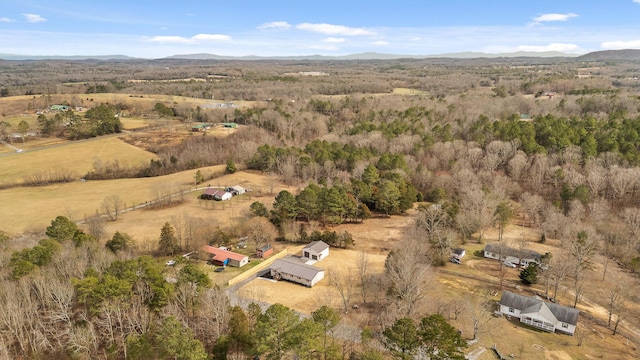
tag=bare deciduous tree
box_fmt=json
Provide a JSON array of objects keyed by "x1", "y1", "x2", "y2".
[
  {"x1": 330, "y1": 268, "x2": 356, "y2": 313},
  {"x1": 243, "y1": 216, "x2": 278, "y2": 251},
  {"x1": 466, "y1": 299, "x2": 495, "y2": 340},
  {"x1": 355, "y1": 250, "x2": 370, "y2": 305},
  {"x1": 102, "y1": 194, "x2": 123, "y2": 221},
  {"x1": 384, "y1": 237, "x2": 433, "y2": 316}
]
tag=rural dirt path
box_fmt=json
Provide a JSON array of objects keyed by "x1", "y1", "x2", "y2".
[{"x1": 0, "y1": 140, "x2": 23, "y2": 154}]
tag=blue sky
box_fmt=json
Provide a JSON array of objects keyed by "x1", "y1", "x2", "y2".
[{"x1": 1, "y1": 0, "x2": 640, "y2": 58}]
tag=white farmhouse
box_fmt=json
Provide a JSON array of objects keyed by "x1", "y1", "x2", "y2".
[{"x1": 499, "y1": 291, "x2": 579, "y2": 336}]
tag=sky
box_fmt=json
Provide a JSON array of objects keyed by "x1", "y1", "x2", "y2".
[{"x1": 1, "y1": 0, "x2": 640, "y2": 58}]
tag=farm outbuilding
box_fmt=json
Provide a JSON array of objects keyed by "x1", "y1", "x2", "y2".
[
  {"x1": 302, "y1": 241, "x2": 329, "y2": 262},
  {"x1": 225, "y1": 185, "x2": 246, "y2": 195},
  {"x1": 256, "y1": 244, "x2": 273, "y2": 258},
  {"x1": 270, "y1": 257, "x2": 325, "y2": 287},
  {"x1": 200, "y1": 188, "x2": 232, "y2": 201},
  {"x1": 191, "y1": 123, "x2": 212, "y2": 132},
  {"x1": 50, "y1": 105, "x2": 70, "y2": 111},
  {"x1": 451, "y1": 248, "x2": 466, "y2": 259},
  {"x1": 200, "y1": 245, "x2": 249, "y2": 267}
]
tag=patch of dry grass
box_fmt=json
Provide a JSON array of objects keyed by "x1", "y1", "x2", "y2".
[{"x1": 392, "y1": 87, "x2": 429, "y2": 95}]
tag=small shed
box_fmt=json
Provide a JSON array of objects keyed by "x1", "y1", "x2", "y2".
[
  {"x1": 302, "y1": 241, "x2": 329, "y2": 262},
  {"x1": 270, "y1": 257, "x2": 325, "y2": 287},
  {"x1": 451, "y1": 248, "x2": 466, "y2": 260},
  {"x1": 191, "y1": 123, "x2": 212, "y2": 132},
  {"x1": 256, "y1": 244, "x2": 273, "y2": 258},
  {"x1": 225, "y1": 185, "x2": 246, "y2": 195}
]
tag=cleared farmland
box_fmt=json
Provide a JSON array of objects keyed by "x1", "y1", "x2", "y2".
[{"x1": 0, "y1": 135, "x2": 156, "y2": 186}]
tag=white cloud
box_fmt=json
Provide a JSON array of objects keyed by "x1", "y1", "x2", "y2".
[
  {"x1": 323, "y1": 37, "x2": 346, "y2": 43},
  {"x1": 258, "y1": 21, "x2": 291, "y2": 30},
  {"x1": 516, "y1": 43, "x2": 580, "y2": 52},
  {"x1": 601, "y1": 39, "x2": 640, "y2": 49},
  {"x1": 23, "y1": 14, "x2": 46, "y2": 23},
  {"x1": 0, "y1": 17, "x2": 14, "y2": 22},
  {"x1": 634, "y1": 0, "x2": 640, "y2": 3},
  {"x1": 147, "y1": 33, "x2": 231, "y2": 44},
  {"x1": 297, "y1": 23, "x2": 375, "y2": 36},
  {"x1": 372, "y1": 40, "x2": 389, "y2": 46},
  {"x1": 192, "y1": 34, "x2": 231, "y2": 41},
  {"x1": 532, "y1": 13, "x2": 578, "y2": 24},
  {"x1": 147, "y1": 36, "x2": 193, "y2": 44}
]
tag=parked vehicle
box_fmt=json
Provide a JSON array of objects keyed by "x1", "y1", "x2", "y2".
[
  {"x1": 450, "y1": 257, "x2": 461, "y2": 264},
  {"x1": 215, "y1": 267, "x2": 225, "y2": 272},
  {"x1": 503, "y1": 260, "x2": 517, "y2": 268},
  {"x1": 166, "y1": 260, "x2": 176, "y2": 266}
]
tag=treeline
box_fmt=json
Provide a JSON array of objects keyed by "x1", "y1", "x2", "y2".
[{"x1": 486, "y1": 113, "x2": 640, "y2": 164}]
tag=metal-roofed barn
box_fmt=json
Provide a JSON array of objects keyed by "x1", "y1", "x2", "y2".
[{"x1": 270, "y1": 257, "x2": 325, "y2": 287}]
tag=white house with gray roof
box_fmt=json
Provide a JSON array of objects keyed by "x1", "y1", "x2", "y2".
[
  {"x1": 484, "y1": 243, "x2": 543, "y2": 267},
  {"x1": 270, "y1": 257, "x2": 325, "y2": 287},
  {"x1": 302, "y1": 240, "x2": 329, "y2": 262},
  {"x1": 499, "y1": 291, "x2": 579, "y2": 335}
]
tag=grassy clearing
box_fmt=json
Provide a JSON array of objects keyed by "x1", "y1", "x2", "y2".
[
  {"x1": 1, "y1": 115, "x2": 38, "y2": 127},
  {"x1": 392, "y1": 87, "x2": 429, "y2": 95},
  {"x1": 119, "y1": 117, "x2": 149, "y2": 130},
  {"x1": 0, "y1": 136, "x2": 156, "y2": 185}
]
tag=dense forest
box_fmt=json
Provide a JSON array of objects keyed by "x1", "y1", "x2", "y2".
[{"x1": 1, "y1": 55, "x2": 640, "y2": 359}]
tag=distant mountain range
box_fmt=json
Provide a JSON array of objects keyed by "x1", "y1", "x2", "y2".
[
  {"x1": 576, "y1": 49, "x2": 640, "y2": 61},
  {"x1": 0, "y1": 49, "x2": 638, "y2": 61},
  {"x1": 162, "y1": 51, "x2": 580, "y2": 60},
  {"x1": 0, "y1": 54, "x2": 138, "y2": 61}
]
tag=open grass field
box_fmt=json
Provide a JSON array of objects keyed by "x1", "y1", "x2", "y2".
[
  {"x1": 392, "y1": 87, "x2": 429, "y2": 95},
  {"x1": 0, "y1": 135, "x2": 156, "y2": 186},
  {"x1": 98, "y1": 169, "x2": 288, "y2": 245},
  {"x1": 0, "y1": 93, "x2": 262, "y2": 117},
  {"x1": 0, "y1": 161, "x2": 286, "y2": 236},
  {"x1": 119, "y1": 117, "x2": 150, "y2": 130}
]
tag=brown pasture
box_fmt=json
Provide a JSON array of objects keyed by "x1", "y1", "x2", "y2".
[
  {"x1": 0, "y1": 93, "x2": 262, "y2": 117},
  {"x1": 0, "y1": 136, "x2": 156, "y2": 186}
]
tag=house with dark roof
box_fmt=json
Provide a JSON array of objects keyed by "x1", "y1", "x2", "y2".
[
  {"x1": 451, "y1": 248, "x2": 466, "y2": 260},
  {"x1": 499, "y1": 291, "x2": 579, "y2": 335},
  {"x1": 302, "y1": 241, "x2": 329, "y2": 262},
  {"x1": 200, "y1": 245, "x2": 249, "y2": 267},
  {"x1": 484, "y1": 243, "x2": 542, "y2": 267},
  {"x1": 270, "y1": 257, "x2": 325, "y2": 287}
]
